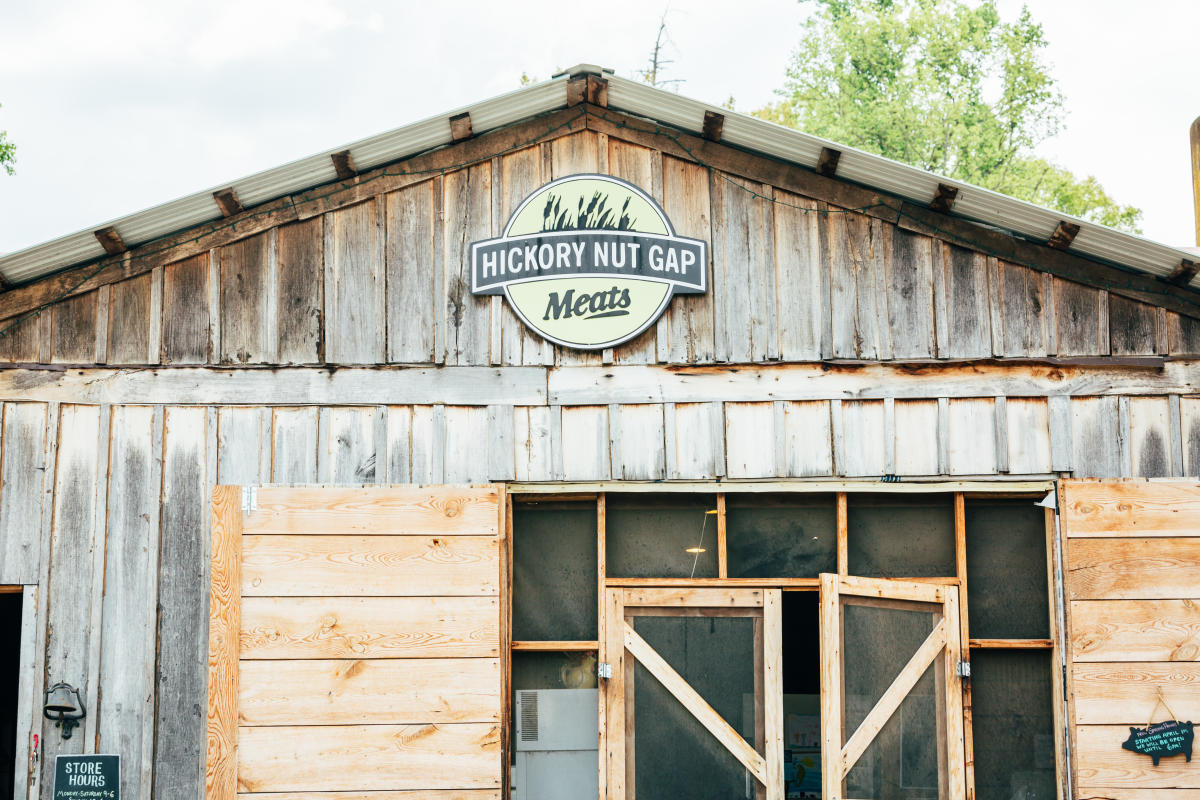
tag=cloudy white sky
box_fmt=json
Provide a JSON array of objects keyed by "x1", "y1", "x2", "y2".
[{"x1": 0, "y1": 0, "x2": 1197, "y2": 257}]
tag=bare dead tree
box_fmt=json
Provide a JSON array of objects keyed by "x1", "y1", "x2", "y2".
[{"x1": 639, "y1": 9, "x2": 684, "y2": 90}]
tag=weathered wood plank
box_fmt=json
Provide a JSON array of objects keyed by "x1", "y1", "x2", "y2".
[
  {"x1": 50, "y1": 290, "x2": 98, "y2": 363},
  {"x1": 886, "y1": 228, "x2": 935, "y2": 359},
  {"x1": 318, "y1": 406, "x2": 377, "y2": 483},
  {"x1": 238, "y1": 658, "x2": 501, "y2": 726},
  {"x1": 893, "y1": 399, "x2": 939, "y2": 476},
  {"x1": 411, "y1": 405, "x2": 442, "y2": 484},
  {"x1": 1055, "y1": 278, "x2": 1104, "y2": 356},
  {"x1": 1070, "y1": 598, "x2": 1200, "y2": 661},
  {"x1": 106, "y1": 274, "x2": 152, "y2": 363},
  {"x1": 559, "y1": 405, "x2": 610, "y2": 481},
  {"x1": 0, "y1": 313, "x2": 41, "y2": 362},
  {"x1": 271, "y1": 407, "x2": 319, "y2": 483},
  {"x1": 713, "y1": 173, "x2": 774, "y2": 362},
  {"x1": 660, "y1": 155, "x2": 716, "y2": 363},
  {"x1": 1070, "y1": 396, "x2": 1122, "y2": 478},
  {"x1": 240, "y1": 596, "x2": 499, "y2": 659},
  {"x1": 236, "y1": 793, "x2": 500, "y2": 800},
  {"x1": 0, "y1": 403, "x2": 47, "y2": 583},
  {"x1": 387, "y1": 180, "x2": 438, "y2": 363},
  {"x1": 1109, "y1": 295, "x2": 1160, "y2": 356},
  {"x1": 217, "y1": 406, "x2": 266, "y2": 485},
  {"x1": 1067, "y1": 537, "x2": 1200, "y2": 600},
  {"x1": 947, "y1": 397, "x2": 996, "y2": 475},
  {"x1": 442, "y1": 406, "x2": 490, "y2": 483},
  {"x1": 0, "y1": 365, "x2": 547, "y2": 405},
  {"x1": 607, "y1": 139, "x2": 659, "y2": 365},
  {"x1": 828, "y1": 210, "x2": 887, "y2": 359},
  {"x1": 39, "y1": 405, "x2": 99, "y2": 781},
  {"x1": 669, "y1": 402, "x2": 718, "y2": 479},
  {"x1": 1062, "y1": 479, "x2": 1200, "y2": 536},
  {"x1": 1072, "y1": 662, "x2": 1200, "y2": 724},
  {"x1": 1181, "y1": 396, "x2": 1200, "y2": 476},
  {"x1": 325, "y1": 200, "x2": 384, "y2": 364},
  {"x1": 497, "y1": 149, "x2": 552, "y2": 366},
  {"x1": 219, "y1": 232, "x2": 271, "y2": 364},
  {"x1": 443, "y1": 165, "x2": 493, "y2": 366},
  {"x1": 512, "y1": 406, "x2": 553, "y2": 482},
  {"x1": 385, "y1": 405, "x2": 414, "y2": 483},
  {"x1": 275, "y1": 218, "x2": 323, "y2": 364},
  {"x1": 1005, "y1": 397, "x2": 1052, "y2": 474},
  {"x1": 612, "y1": 403, "x2": 665, "y2": 479},
  {"x1": 242, "y1": 535, "x2": 499, "y2": 597},
  {"x1": 940, "y1": 244, "x2": 992, "y2": 358},
  {"x1": 154, "y1": 406, "x2": 210, "y2": 800},
  {"x1": 162, "y1": 253, "x2": 211, "y2": 362},
  {"x1": 237, "y1": 723, "x2": 501, "y2": 793},
  {"x1": 1168, "y1": 311, "x2": 1200, "y2": 355},
  {"x1": 839, "y1": 399, "x2": 886, "y2": 477},
  {"x1": 773, "y1": 191, "x2": 827, "y2": 360},
  {"x1": 98, "y1": 404, "x2": 161, "y2": 799},
  {"x1": 1075, "y1": 725, "x2": 1200, "y2": 787},
  {"x1": 243, "y1": 486, "x2": 500, "y2": 536},
  {"x1": 1128, "y1": 396, "x2": 1173, "y2": 477},
  {"x1": 997, "y1": 261, "x2": 1050, "y2": 357},
  {"x1": 781, "y1": 400, "x2": 833, "y2": 477},
  {"x1": 725, "y1": 402, "x2": 776, "y2": 478}
]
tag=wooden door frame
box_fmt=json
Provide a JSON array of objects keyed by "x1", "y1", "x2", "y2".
[
  {"x1": 601, "y1": 586, "x2": 784, "y2": 800},
  {"x1": 819, "y1": 573, "x2": 965, "y2": 800}
]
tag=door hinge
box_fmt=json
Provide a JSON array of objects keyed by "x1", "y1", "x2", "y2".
[
  {"x1": 957, "y1": 660, "x2": 971, "y2": 679},
  {"x1": 241, "y1": 486, "x2": 258, "y2": 512},
  {"x1": 597, "y1": 662, "x2": 612, "y2": 679}
]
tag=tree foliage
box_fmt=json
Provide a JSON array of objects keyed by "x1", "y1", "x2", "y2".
[
  {"x1": 0, "y1": 103, "x2": 15, "y2": 177},
  {"x1": 757, "y1": 0, "x2": 1142, "y2": 232}
]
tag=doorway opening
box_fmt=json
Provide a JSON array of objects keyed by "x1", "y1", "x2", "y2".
[
  {"x1": 782, "y1": 592, "x2": 821, "y2": 799},
  {"x1": 0, "y1": 590, "x2": 23, "y2": 800}
]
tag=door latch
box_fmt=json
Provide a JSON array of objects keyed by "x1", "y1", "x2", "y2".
[
  {"x1": 597, "y1": 662, "x2": 613, "y2": 679},
  {"x1": 241, "y1": 486, "x2": 258, "y2": 512}
]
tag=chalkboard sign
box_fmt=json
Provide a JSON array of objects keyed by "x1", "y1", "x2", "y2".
[
  {"x1": 53, "y1": 754, "x2": 119, "y2": 800},
  {"x1": 1121, "y1": 720, "x2": 1194, "y2": 766}
]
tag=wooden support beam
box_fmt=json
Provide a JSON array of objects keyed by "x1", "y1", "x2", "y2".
[
  {"x1": 212, "y1": 188, "x2": 244, "y2": 218},
  {"x1": 449, "y1": 112, "x2": 473, "y2": 143},
  {"x1": 330, "y1": 149, "x2": 357, "y2": 180},
  {"x1": 1047, "y1": 221, "x2": 1080, "y2": 251},
  {"x1": 93, "y1": 226, "x2": 126, "y2": 256},
  {"x1": 930, "y1": 183, "x2": 959, "y2": 214},
  {"x1": 816, "y1": 147, "x2": 841, "y2": 177},
  {"x1": 1167, "y1": 259, "x2": 1200, "y2": 287},
  {"x1": 567, "y1": 75, "x2": 608, "y2": 108},
  {"x1": 702, "y1": 110, "x2": 724, "y2": 143}
]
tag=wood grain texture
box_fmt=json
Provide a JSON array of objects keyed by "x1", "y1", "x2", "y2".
[
  {"x1": 240, "y1": 596, "x2": 499, "y2": 659},
  {"x1": 49, "y1": 290, "x2": 97, "y2": 363},
  {"x1": 1070, "y1": 598, "x2": 1200, "y2": 662},
  {"x1": 1072, "y1": 662, "x2": 1200, "y2": 724},
  {"x1": 326, "y1": 200, "x2": 384, "y2": 364},
  {"x1": 1062, "y1": 479, "x2": 1200, "y2": 536},
  {"x1": 442, "y1": 164, "x2": 492, "y2": 366},
  {"x1": 219, "y1": 232, "x2": 270, "y2": 364},
  {"x1": 275, "y1": 218, "x2": 323, "y2": 364},
  {"x1": 387, "y1": 180, "x2": 438, "y2": 363},
  {"x1": 237, "y1": 792, "x2": 500, "y2": 800},
  {"x1": 162, "y1": 253, "x2": 211, "y2": 363},
  {"x1": 1075, "y1": 725, "x2": 1200, "y2": 787},
  {"x1": 238, "y1": 658, "x2": 501, "y2": 725},
  {"x1": 241, "y1": 534, "x2": 499, "y2": 596},
  {"x1": 208, "y1": 486, "x2": 244, "y2": 800},
  {"x1": 236, "y1": 723, "x2": 501, "y2": 793},
  {"x1": 0, "y1": 402, "x2": 48, "y2": 583},
  {"x1": 1067, "y1": 537, "x2": 1200, "y2": 600},
  {"x1": 1128, "y1": 397, "x2": 1174, "y2": 477},
  {"x1": 106, "y1": 273, "x2": 152, "y2": 363},
  {"x1": 243, "y1": 486, "x2": 500, "y2": 535}
]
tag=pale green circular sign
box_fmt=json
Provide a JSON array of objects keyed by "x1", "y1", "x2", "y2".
[{"x1": 470, "y1": 174, "x2": 708, "y2": 350}]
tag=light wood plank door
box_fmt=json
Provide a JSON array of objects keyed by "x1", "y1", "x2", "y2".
[
  {"x1": 819, "y1": 573, "x2": 965, "y2": 800},
  {"x1": 207, "y1": 485, "x2": 504, "y2": 800},
  {"x1": 602, "y1": 587, "x2": 784, "y2": 800}
]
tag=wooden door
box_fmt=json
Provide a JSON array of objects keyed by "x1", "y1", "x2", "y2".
[
  {"x1": 602, "y1": 587, "x2": 784, "y2": 800},
  {"x1": 207, "y1": 485, "x2": 504, "y2": 800},
  {"x1": 819, "y1": 574, "x2": 965, "y2": 800}
]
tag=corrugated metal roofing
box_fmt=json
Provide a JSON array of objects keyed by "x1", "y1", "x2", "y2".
[{"x1": 1, "y1": 64, "x2": 1195, "y2": 291}]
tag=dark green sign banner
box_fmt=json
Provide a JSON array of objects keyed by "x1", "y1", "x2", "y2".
[
  {"x1": 53, "y1": 755, "x2": 119, "y2": 800},
  {"x1": 471, "y1": 174, "x2": 708, "y2": 350}
]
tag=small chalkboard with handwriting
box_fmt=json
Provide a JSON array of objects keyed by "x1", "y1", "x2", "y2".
[
  {"x1": 1121, "y1": 720, "x2": 1194, "y2": 766},
  {"x1": 53, "y1": 754, "x2": 119, "y2": 800}
]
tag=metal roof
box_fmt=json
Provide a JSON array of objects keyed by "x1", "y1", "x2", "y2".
[{"x1": 1, "y1": 63, "x2": 1196, "y2": 291}]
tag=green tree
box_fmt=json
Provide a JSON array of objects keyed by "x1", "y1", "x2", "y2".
[
  {"x1": 0, "y1": 103, "x2": 15, "y2": 176},
  {"x1": 758, "y1": 0, "x2": 1142, "y2": 232}
]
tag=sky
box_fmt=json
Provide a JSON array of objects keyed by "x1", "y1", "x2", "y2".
[{"x1": 1, "y1": 0, "x2": 1198, "y2": 257}]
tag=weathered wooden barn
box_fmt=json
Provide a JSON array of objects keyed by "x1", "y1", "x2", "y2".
[{"x1": 1, "y1": 65, "x2": 1199, "y2": 800}]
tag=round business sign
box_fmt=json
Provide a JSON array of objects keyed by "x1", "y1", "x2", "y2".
[{"x1": 471, "y1": 174, "x2": 708, "y2": 350}]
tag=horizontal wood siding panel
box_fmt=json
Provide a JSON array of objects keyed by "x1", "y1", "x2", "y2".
[
  {"x1": 1066, "y1": 537, "x2": 1200, "y2": 600},
  {"x1": 1072, "y1": 662, "x2": 1200, "y2": 724},
  {"x1": 1074, "y1": 725, "x2": 1200, "y2": 788},
  {"x1": 241, "y1": 535, "x2": 499, "y2": 596},
  {"x1": 237, "y1": 792, "x2": 501, "y2": 800},
  {"x1": 1070, "y1": 598, "x2": 1200, "y2": 662},
  {"x1": 238, "y1": 658, "x2": 501, "y2": 725},
  {"x1": 243, "y1": 487, "x2": 499, "y2": 536},
  {"x1": 236, "y1": 723, "x2": 501, "y2": 792},
  {"x1": 1063, "y1": 480, "x2": 1200, "y2": 536},
  {"x1": 240, "y1": 596, "x2": 499, "y2": 659}
]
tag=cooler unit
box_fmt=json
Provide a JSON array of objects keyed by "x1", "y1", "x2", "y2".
[{"x1": 513, "y1": 688, "x2": 599, "y2": 800}]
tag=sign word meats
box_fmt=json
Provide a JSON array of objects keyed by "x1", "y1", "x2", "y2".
[
  {"x1": 1121, "y1": 720, "x2": 1194, "y2": 766},
  {"x1": 471, "y1": 174, "x2": 708, "y2": 350}
]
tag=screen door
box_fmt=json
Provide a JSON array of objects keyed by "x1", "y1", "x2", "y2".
[
  {"x1": 819, "y1": 574, "x2": 965, "y2": 800},
  {"x1": 602, "y1": 588, "x2": 784, "y2": 800}
]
